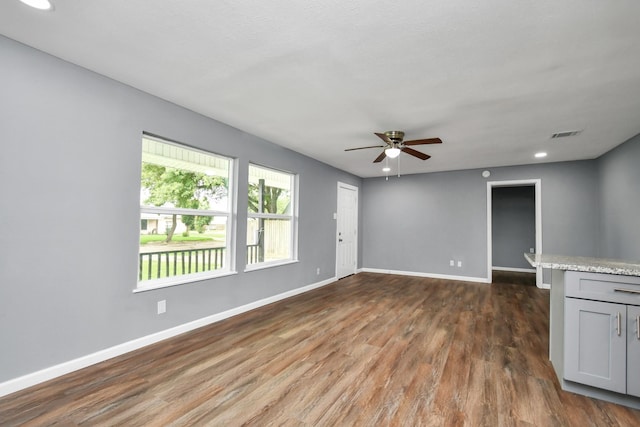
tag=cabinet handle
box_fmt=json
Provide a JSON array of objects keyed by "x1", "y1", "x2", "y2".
[
  {"x1": 637, "y1": 315, "x2": 640, "y2": 340},
  {"x1": 614, "y1": 288, "x2": 640, "y2": 295},
  {"x1": 617, "y1": 312, "x2": 622, "y2": 336}
]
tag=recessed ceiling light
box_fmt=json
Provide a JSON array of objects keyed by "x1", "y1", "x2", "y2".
[
  {"x1": 535, "y1": 152, "x2": 547, "y2": 158},
  {"x1": 19, "y1": 0, "x2": 53, "y2": 10},
  {"x1": 382, "y1": 167, "x2": 391, "y2": 172}
]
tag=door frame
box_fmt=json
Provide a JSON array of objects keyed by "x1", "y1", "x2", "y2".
[
  {"x1": 335, "y1": 182, "x2": 359, "y2": 279},
  {"x1": 486, "y1": 179, "x2": 544, "y2": 288}
]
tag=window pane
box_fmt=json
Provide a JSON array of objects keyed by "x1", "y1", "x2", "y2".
[
  {"x1": 247, "y1": 164, "x2": 295, "y2": 267},
  {"x1": 139, "y1": 215, "x2": 227, "y2": 281},
  {"x1": 247, "y1": 217, "x2": 291, "y2": 265},
  {"x1": 138, "y1": 135, "x2": 233, "y2": 286},
  {"x1": 141, "y1": 136, "x2": 230, "y2": 211},
  {"x1": 248, "y1": 164, "x2": 291, "y2": 214}
]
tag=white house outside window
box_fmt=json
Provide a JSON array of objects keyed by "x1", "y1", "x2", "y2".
[
  {"x1": 247, "y1": 164, "x2": 297, "y2": 268},
  {"x1": 138, "y1": 134, "x2": 233, "y2": 289}
]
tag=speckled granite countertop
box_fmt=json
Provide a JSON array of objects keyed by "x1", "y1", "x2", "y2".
[{"x1": 525, "y1": 253, "x2": 640, "y2": 277}]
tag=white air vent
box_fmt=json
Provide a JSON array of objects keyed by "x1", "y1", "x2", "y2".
[{"x1": 551, "y1": 130, "x2": 582, "y2": 139}]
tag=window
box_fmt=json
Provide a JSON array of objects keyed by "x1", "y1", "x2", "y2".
[
  {"x1": 247, "y1": 164, "x2": 297, "y2": 268},
  {"x1": 138, "y1": 134, "x2": 233, "y2": 289}
]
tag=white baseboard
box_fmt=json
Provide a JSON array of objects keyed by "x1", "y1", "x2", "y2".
[
  {"x1": 540, "y1": 283, "x2": 551, "y2": 289},
  {"x1": 492, "y1": 266, "x2": 537, "y2": 273},
  {"x1": 0, "y1": 276, "x2": 337, "y2": 398},
  {"x1": 361, "y1": 268, "x2": 490, "y2": 284}
]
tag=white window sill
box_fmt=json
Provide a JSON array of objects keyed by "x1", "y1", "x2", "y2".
[
  {"x1": 244, "y1": 259, "x2": 299, "y2": 273},
  {"x1": 133, "y1": 270, "x2": 238, "y2": 293}
]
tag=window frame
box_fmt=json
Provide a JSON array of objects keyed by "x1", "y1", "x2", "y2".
[
  {"x1": 245, "y1": 163, "x2": 298, "y2": 271},
  {"x1": 136, "y1": 134, "x2": 236, "y2": 292}
]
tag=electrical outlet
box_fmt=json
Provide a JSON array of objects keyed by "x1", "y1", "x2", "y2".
[
  {"x1": 316, "y1": 267, "x2": 320, "y2": 275},
  {"x1": 457, "y1": 261, "x2": 462, "y2": 268},
  {"x1": 157, "y1": 300, "x2": 166, "y2": 314},
  {"x1": 449, "y1": 260, "x2": 454, "y2": 267},
  {"x1": 530, "y1": 247, "x2": 535, "y2": 253}
]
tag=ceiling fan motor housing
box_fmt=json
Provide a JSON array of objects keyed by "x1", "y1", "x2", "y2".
[{"x1": 385, "y1": 131, "x2": 404, "y2": 144}]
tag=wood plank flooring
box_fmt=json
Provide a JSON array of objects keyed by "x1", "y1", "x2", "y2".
[{"x1": 2, "y1": 272, "x2": 640, "y2": 426}]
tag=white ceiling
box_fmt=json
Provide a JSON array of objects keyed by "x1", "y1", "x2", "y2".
[{"x1": 2, "y1": 0, "x2": 640, "y2": 177}]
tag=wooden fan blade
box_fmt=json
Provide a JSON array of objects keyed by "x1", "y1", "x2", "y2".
[
  {"x1": 402, "y1": 147, "x2": 431, "y2": 160},
  {"x1": 403, "y1": 137, "x2": 442, "y2": 146},
  {"x1": 374, "y1": 132, "x2": 392, "y2": 144},
  {"x1": 373, "y1": 151, "x2": 386, "y2": 163},
  {"x1": 345, "y1": 145, "x2": 385, "y2": 151}
]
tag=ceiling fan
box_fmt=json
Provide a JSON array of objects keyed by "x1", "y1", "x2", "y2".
[{"x1": 345, "y1": 131, "x2": 442, "y2": 163}]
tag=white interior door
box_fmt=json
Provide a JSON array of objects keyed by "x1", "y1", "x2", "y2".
[{"x1": 336, "y1": 182, "x2": 358, "y2": 279}]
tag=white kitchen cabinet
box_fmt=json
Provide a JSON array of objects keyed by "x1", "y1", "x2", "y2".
[
  {"x1": 525, "y1": 254, "x2": 640, "y2": 408},
  {"x1": 564, "y1": 298, "x2": 626, "y2": 393},
  {"x1": 564, "y1": 272, "x2": 640, "y2": 398},
  {"x1": 628, "y1": 305, "x2": 640, "y2": 398}
]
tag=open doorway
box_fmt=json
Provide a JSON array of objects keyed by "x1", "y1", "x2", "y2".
[{"x1": 486, "y1": 179, "x2": 544, "y2": 288}]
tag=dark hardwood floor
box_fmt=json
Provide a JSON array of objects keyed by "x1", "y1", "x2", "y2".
[
  {"x1": 2, "y1": 272, "x2": 640, "y2": 426},
  {"x1": 491, "y1": 270, "x2": 537, "y2": 287}
]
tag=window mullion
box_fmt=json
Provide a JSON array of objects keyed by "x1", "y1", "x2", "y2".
[
  {"x1": 141, "y1": 206, "x2": 227, "y2": 216},
  {"x1": 247, "y1": 213, "x2": 291, "y2": 220}
]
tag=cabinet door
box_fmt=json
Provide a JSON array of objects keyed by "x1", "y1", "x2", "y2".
[
  {"x1": 628, "y1": 305, "x2": 640, "y2": 397},
  {"x1": 564, "y1": 298, "x2": 626, "y2": 393}
]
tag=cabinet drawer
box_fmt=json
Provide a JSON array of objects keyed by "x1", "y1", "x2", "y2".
[{"x1": 565, "y1": 271, "x2": 640, "y2": 305}]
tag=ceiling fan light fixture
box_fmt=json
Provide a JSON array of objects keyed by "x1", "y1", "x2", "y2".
[
  {"x1": 385, "y1": 147, "x2": 401, "y2": 159},
  {"x1": 18, "y1": 0, "x2": 53, "y2": 10}
]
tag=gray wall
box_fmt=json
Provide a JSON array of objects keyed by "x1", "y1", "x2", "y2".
[
  {"x1": 492, "y1": 186, "x2": 536, "y2": 270},
  {"x1": 0, "y1": 36, "x2": 361, "y2": 382},
  {"x1": 362, "y1": 161, "x2": 600, "y2": 280},
  {"x1": 2, "y1": 31, "x2": 638, "y2": 386},
  {"x1": 598, "y1": 133, "x2": 640, "y2": 260}
]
